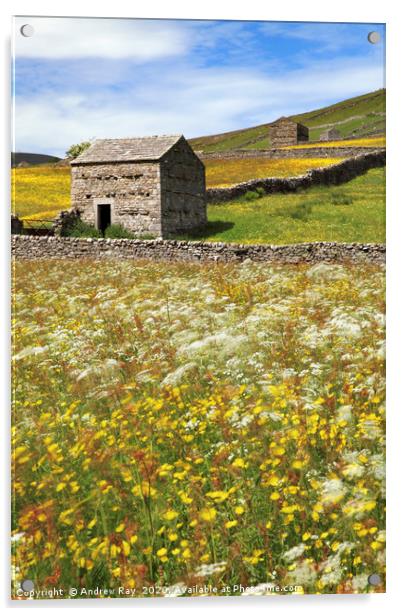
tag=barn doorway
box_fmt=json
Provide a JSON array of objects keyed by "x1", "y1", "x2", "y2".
[{"x1": 97, "y1": 204, "x2": 111, "y2": 236}]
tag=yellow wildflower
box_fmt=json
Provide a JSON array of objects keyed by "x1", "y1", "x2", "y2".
[
  {"x1": 163, "y1": 509, "x2": 179, "y2": 521},
  {"x1": 200, "y1": 507, "x2": 217, "y2": 522}
]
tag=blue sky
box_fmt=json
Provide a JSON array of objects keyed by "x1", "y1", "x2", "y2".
[{"x1": 13, "y1": 17, "x2": 385, "y2": 157}]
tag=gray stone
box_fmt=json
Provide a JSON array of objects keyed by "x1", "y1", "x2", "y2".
[
  {"x1": 70, "y1": 135, "x2": 206, "y2": 238},
  {"x1": 11, "y1": 235, "x2": 385, "y2": 265},
  {"x1": 206, "y1": 150, "x2": 385, "y2": 203},
  {"x1": 269, "y1": 117, "x2": 309, "y2": 147}
]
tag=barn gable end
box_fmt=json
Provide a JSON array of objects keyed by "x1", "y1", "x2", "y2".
[
  {"x1": 160, "y1": 137, "x2": 206, "y2": 235},
  {"x1": 269, "y1": 117, "x2": 309, "y2": 147}
]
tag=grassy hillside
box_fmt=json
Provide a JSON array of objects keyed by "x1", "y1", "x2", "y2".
[
  {"x1": 189, "y1": 89, "x2": 385, "y2": 153},
  {"x1": 173, "y1": 167, "x2": 385, "y2": 245},
  {"x1": 292, "y1": 89, "x2": 385, "y2": 141},
  {"x1": 12, "y1": 152, "x2": 61, "y2": 167}
]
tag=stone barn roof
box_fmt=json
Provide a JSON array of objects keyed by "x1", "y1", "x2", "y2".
[
  {"x1": 71, "y1": 135, "x2": 184, "y2": 165},
  {"x1": 270, "y1": 117, "x2": 308, "y2": 129}
]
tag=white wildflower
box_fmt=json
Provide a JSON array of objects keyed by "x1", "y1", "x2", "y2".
[
  {"x1": 13, "y1": 346, "x2": 48, "y2": 361},
  {"x1": 306, "y1": 263, "x2": 346, "y2": 281},
  {"x1": 336, "y1": 405, "x2": 352, "y2": 423},
  {"x1": 162, "y1": 362, "x2": 197, "y2": 386},
  {"x1": 194, "y1": 561, "x2": 227, "y2": 577},
  {"x1": 287, "y1": 560, "x2": 317, "y2": 586},
  {"x1": 361, "y1": 419, "x2": 382, "y2": 440},
  {"x1": 329, "y1": 313, "x2": 362, "y2": 338},
  {"x1": 320, "y1": 478, "x2": 347, "y2": 505},
  {"x1": 181, "y1": 332, "x2": 247, "y2": 355},
  {"x1": 319, "y1": 543, "x2": 354, "y2": 587},
  {"x1": 351, "y1": 574, "x2": 369, "y2": 592},
  {"x1": 342, "y1": 463, "x2": 364, "y2": 479},
  {"x1": 283, "y1": 543, "x2": 306, "y2": 562}
]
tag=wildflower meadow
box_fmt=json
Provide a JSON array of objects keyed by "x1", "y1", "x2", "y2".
[
  {"x1": 12, "y1": 259, "x2": 385, "y2": 597},
  {"x1": 12, "y1": 157, "x2": 344, "y2": 220}
]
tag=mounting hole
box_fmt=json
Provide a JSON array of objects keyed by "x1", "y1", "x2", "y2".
[
  {"x1": 368, "y1": 31, "x2": 380, "y2": 44},
  {"x1": 21, "y1": 579, "x2": 34, "y2": 592},
  {"x1": 367, "y1": 573, "x2": 382, "y2": 586},
  {"x1": 20, "y1": 24, "x2": 34, "y2": 37}
]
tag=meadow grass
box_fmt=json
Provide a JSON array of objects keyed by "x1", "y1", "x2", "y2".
[
  {"x1": 12, "y1": 259, "x2": 385, "y2": 596},
  {"x1": 281, "y1": 137, "x2": 385, "y2": 150},
  {"x1": 11, "y1": 166, "x2": 70, "y2": 220},
  {"x1": 11, "y1": 164, "x2": 385, "y2": 246},
  {"x1": 175, "y1": 168, "x2": 385, "y2": 245},
  {"x1": 12, "y1": 159, "x2": 344, "y2": 218},
  {"x1": 205, "y1": 157, "x2": 343, "y2": 187}
]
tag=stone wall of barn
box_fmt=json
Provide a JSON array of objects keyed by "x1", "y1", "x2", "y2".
[
  {"x1": 270, "y1": 120, "x2": 309, "y2": 147},
  {"x1": 71, "y1": 161, "x2": 163, "y2": 236},
  {"x1": 160, "y1": 138, "x2": 207, "y2": 235},
  {"x1": 270, "y1": 120, "x2": 299, "y2": 147}
]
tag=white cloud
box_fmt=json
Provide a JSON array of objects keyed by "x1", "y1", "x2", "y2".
[
  {"x1": 13, "y1": 52, "x2": 384, "y2": 157},
  {"x1": 14, "y1": 16, "x2": 190, "y2": 60}
]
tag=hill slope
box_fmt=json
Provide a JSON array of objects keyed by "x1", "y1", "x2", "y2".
[
  {"x1": 11, "y1": 152, "x2": 61, "y2": 167},
  {"x1": 189, "y1": 89, "x2": 385, "y2": 153}
]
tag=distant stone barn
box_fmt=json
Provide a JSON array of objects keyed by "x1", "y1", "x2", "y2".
[
  {"x1": 269, "y1": 117, "x2": 309, "y2": 147},
  {"x1": 319, "y1": 127, "x2": 341, "y2": 141},
  {"x1": 70, "y1": 135, "x2": 207, "y2": 237}
]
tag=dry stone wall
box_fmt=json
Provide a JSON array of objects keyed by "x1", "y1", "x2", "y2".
[
  {"x1": 206, "y1": 150, "x2": 385, "y2": 203},
  {"x1": 198, "y1": 146, "x2": 383, "y2": 160},
  {"x1": 12, "y1": 235, "x2": 385, "y2": 265}
]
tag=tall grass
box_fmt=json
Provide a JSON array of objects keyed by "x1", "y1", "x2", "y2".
[{"x1": 12, "y1": 259, "x2": 385, "y2": 597}]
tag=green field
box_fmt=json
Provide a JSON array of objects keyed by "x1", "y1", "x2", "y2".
[
  {"x1": 173, "y1": 167, "x2": 385, "y2": 245},
  {"x1": 189, "y1": 89, "x2": 385, "y2": 153},
  {"x1": 12, "y1": 160, "x2": 385, "y2": 245}
]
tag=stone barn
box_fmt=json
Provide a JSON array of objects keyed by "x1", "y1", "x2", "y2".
[
  {"x1": 269, "y1": 117, "x2": 309, "y2": 147},
  {"x1": 319, "y1": 127, "x2": 341, "y2": 141},
  {"x1": 70, "y1": 135, "x2": 206, "y2": 237}
]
